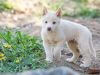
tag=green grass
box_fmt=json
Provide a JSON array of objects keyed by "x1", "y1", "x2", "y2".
[
  {"x1": 0, "y1": 0, "x2": 13, "y2": 12},
  {"x1": 75, "y1": 8, "x2": 100, "y2": 18},
  {"x1": 49, "y1": 0, "x2": 64, "y2": 10},
  {"x1": 73, "y1": 0, "x2": 88, "y2": 4},
  {"x1": 45, "y1": 0, "x2": 100, "y2": 18},
  {"x1": 0, "y1": 29, "x2": 48, "y2": 72},
  {"x1": 63, "y1": 2, "x2": 100, "y2": 18},
  {"x1": 0, "y1": 0, "x2": 100, "y2": 18}
]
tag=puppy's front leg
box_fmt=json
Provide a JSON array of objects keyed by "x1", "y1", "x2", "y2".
[
  {"x1": 54, "y1": 42, "x2": 64, "y2": 61},
  {"x1": 43, "y1": 42, "x2": 53, "y2": 62}
]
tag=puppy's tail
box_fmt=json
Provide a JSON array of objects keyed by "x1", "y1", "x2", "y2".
[{"x1": 89, "y1": 37, "x2": 96, "y2": 58}]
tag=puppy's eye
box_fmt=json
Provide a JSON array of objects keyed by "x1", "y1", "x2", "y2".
[
  {"x1": 45, "y1": 21, "x2": 48, "y2": 23},
  {"x1": 53, "y1": 21, "x2": 56, "y2": 24}
]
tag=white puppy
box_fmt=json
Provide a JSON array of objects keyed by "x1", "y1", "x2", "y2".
[{"x1": 41, "y1": 8, "x2": 96, "y2": 67}]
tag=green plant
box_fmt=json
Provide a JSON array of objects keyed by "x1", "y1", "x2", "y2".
[
  {"x1": 73, "y1": 5, "x2": 100, "y2": 18},
  {"x1": 0, "y1": 0, "x2": 13, "y2": 12},
  {"x1": 73, "y1": 0, "x2": 88, "y2": 4},
  {"x1": 63, "y1": 3, "x2": 100, "y2": 18},
  {"x1": 45, "y1": 0, "x2": 64, "y2": 10},
  {"x1": 0, "y1": 29, "x2": 48, "y2": 72}
]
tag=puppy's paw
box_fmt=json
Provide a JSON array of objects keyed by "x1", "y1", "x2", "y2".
[
  {"x1": 45, "y1": 58, "x2": 53, "y2": 63},
  {"x1": 66, "y1": 58, "x2": 74, "y2": 63},
  {"x1": 80, "y1": 63, "x2": 90, "y2": 68}
]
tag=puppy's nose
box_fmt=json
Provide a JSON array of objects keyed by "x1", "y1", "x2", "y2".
[{"x1": 47, "y1": 27, "x2": 51, "y2": 31}]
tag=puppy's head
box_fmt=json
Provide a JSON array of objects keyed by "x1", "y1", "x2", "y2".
[{"x1": 41, "y1": 8, "x2": 61, "y2": 32}]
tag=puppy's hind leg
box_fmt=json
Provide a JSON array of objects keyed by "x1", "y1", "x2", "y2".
[
  {"x1": 78, "y1": 39, "x2": 92, "y2": 67},
  {"x1": 66, "y1": 40, "x2": 80, "y2": 63}
]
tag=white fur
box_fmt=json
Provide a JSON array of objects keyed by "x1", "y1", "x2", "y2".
[{"x1": 41, "y1": 11, "x2": 96, "y2": 67}]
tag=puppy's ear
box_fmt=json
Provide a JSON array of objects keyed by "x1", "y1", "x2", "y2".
[
  {"x1": 43, "y1": 7, "x2": 48, "y2": 15},
  {"x1": 56, "y1": 8, "x2": 61, "y2": 17}
]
